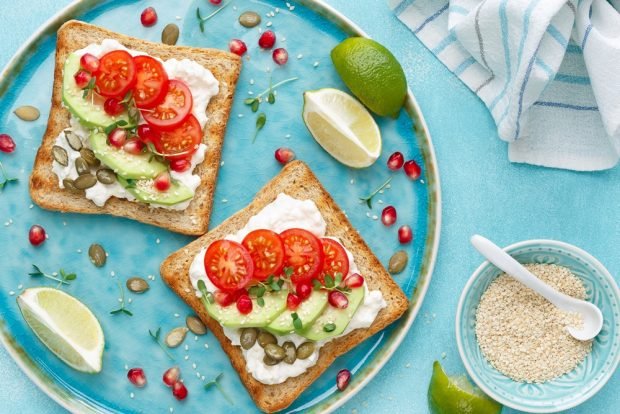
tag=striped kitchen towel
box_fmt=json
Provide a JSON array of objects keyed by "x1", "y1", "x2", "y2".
[{"x1": 388, "y1": 0, "x2": 620, "y2": 171}]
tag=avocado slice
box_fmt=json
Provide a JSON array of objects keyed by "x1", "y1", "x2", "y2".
[
  {"x1": 62, "y1": 53, "x2": 134, "y2": 129},
  {"x1": 117, "y1": 176, "x2": 194, "y2": 207},
  {"x1": 266, "y1": 290, "x2": 328, "y2": 335},
  {"x1": 90, "y1": 132, "x2": 167, "y2": 180},
  {"x1": 300, "y1": 287, "x2": 365, "y2": 341},
  {"x1": 203, "y1": 290, "x2": 288, "y2": 328}
]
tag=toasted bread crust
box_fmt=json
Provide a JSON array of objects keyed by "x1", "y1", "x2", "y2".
[
  {"x1": 29, "y1": 20, "x2": 241, "y2": 235},
  {"x1": 160, "y1": 161, "x2": 409, "y2": 412}
]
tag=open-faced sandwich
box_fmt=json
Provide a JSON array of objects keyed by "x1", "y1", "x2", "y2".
[
  {"x1": 29, "y1": 21, "x2": 241, "y2": 235},
  {"x1": 161, "y1": 160, "x2": 409, "y2": 412}
]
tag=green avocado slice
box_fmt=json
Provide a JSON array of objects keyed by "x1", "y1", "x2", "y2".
[
  {"x1": 117, "y1": 176, "x2": 194, "y2": 207},
  {"x1": 203, "y1": 290, "x2": 288, "y2": 328},
  {"x1": 266, "y1": 290, "x2": 328, "y2": 335}
]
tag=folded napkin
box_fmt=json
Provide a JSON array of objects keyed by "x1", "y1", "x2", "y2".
[{"x1": 388, "y1": 0, "x2": 620, "y2": 171}]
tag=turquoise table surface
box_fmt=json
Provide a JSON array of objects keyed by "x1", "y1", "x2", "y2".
[{"x1": 0, "y1": 1, "x2": 618, "y2": 413}]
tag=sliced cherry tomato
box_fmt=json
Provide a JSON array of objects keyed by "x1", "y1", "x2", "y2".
[
  {"x1": 95, "y1": 50, "x2": 136, "y2": 98},
  {"x1": 132, "y1": 56, "x2": 169, "y2": 108},
  {"x1": 318, "y1": 238, "x2": 350, "y2": 284},
  {"x1": 151, "y1": 114, "x2": 202, "y2": 160},
  {"x1": 143, "y1": 79, "x2": 193, "y2": 130},
  {"x1": 242, "y1": 229, "x2": 285, "y2": 281},
  {"x1": 204, "y1": 240, "x2": 254, "y2": 292},
  {"x1": 280, "y1": 229, "x2": 324, "y2": 285}
]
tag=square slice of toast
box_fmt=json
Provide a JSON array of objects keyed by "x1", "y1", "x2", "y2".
[
  {"x1": 29, "y1": 20, "x2": 241, "y2": 235},
  {"x1": 160, "y1": 160, "x2": 409, "y2": 412}
]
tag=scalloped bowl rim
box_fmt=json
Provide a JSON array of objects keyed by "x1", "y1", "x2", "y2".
[{"x1": 455, "y1": 239, "x2": 620, "y2": 413}]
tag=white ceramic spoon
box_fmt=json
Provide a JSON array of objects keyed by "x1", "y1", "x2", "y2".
[{"x1": 470, "y1": 234, "x2": 603, "y2": 341}]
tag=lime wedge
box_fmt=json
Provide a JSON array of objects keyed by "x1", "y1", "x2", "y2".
[
  {"x1": 17, "y1": 287, "x2": 104, "y2": 373},
  {"x1": 303, "y1": 88, "x2": 381, "y2": 168},
  {"x1": 428, "y1": 361, "x2": 502, "y2": 414}
]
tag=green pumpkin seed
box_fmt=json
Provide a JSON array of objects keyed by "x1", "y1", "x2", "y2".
[
  {"x1": 240, "y1": 328, "x2": 259, "y2": 349},
  {"x1": 388, "y1": 250, "x2": 408, "y2": 274},
  {"x1": 62, "y1": 178, "x2": 82, "y2": 193},
  {"x1": 264, "y1": 343, "x2": 286, "y2": 361},
  {"x1": 74, "y1": 174, "x2": 97, "y2": 190},
  {"x1": 263, "y1": 354, "x2": 280, "y2": 366},
  {"x1": 88, "y1": 243, "x2": 106, "y2": 267},
  {"x1": 162, "y1": 23, "x2": 179, "y2": 45},
  {"x1": 96, "y1": 168, "x2": 116, "y2": 185},
  {"x1": 75, "y1": 157, "x2": 90, "y2": 175},
  {"x1": 79, "y1": 148, "x2": 100, "y2": 167},
  {"x1": 282, "y1": 341, "x2": 296, "y2": 364},
  {"x1": 296, "y1": 342, "x2": 315, "y2": 360},
  {"x1": 239, "y1": 11, "x2": 261, "y2": 28},
  {"x1": 14, "y1": 105, "x2": 40, "y2": 121},
  {"x1": 126, "y1": 277, "x2": 149, "y2": 294},
  {"x1": 64, "y1": 131, "x2": 82, "y2": 151},
  {"x1": 52, "y1": 145, "x2": 68, "y2": 166},
  {"x1": 186, "y1": 315, "x2": 207, "y2": 335},
  {"x1": 165, "y1": 327, "x2": 188, "y2": 348},
  {"x1": 257, "y1": 331, "x2": 277, "y2": 348}
]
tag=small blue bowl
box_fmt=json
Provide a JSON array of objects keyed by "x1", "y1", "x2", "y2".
[{"x1": 456, "y1": 239, "x2": 620, "y2": 413}]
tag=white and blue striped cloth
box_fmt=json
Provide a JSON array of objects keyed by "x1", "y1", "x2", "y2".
[{"x1": 389, "y1": 0, "x2": 620, "y2": 171}]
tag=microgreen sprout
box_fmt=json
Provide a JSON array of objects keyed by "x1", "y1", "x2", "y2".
[
  {"x1": 359, "y1": 176, "x2": 393, "y2": 209},
  {"x1": 204, "y1": 373, "x2": 233, "y2": 404},
  {"x1": 29, "y1": 264, "x2": 76, "y2": 288},
  {"x1": 196, "y1": 0, "x2": 231, "y2": 33},
  {"x1": 149, "y1": 327, "x2": 175, "y2": 360},
  {"x1": 110, "y1": 280, "x2": 133, "y2": 316},
  {"x1": 0, "y1": 161, "x2": 18, "y2": 192}
]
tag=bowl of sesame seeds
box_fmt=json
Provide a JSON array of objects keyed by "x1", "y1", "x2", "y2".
[{"x1": 456, "y1": 239, "x2": 620, "y2": 413}]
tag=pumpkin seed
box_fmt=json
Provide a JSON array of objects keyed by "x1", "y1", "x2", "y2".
[
  {"x1": 52, "y1": 145, "x2": 68, "y2": 166},
  {"x1": 257, "y1": 331, "x2": 277, "y2": 348},
  {"x1": 74, "y1": 174, "x2": 97, "y2": 189},
  {"x1": 64, "y1": 131, "x2": 82, "y2": 151},
  {"x1": 75, "y1": 157, "x2": 90, "y2": 175},
  {"x1": 62, "y1": 178, "x2": 82, "y2": 193},
  {"x1": 282, "y1": 341, "x2": 297, "y2": 364},
  {"x1": 263, "y1": 354, "x2": 280, "y2": 366},
  {"x1": 296, "y1": 342, "x2": 315, "y2": 360},
  {"x1": 96, "y1": 168, "x2": 116, "y2": 185},
  {"x1": 388, "y1": 250, "x2": 408, "y2": 274},
  {"x1": 165, "y1": 327, "x2": 188, "y2": 348},
  {"x1": 88, "y1": 243, "x2": 107, "y2": 267},
  {"x1": 239, "y1": 11, "x2": 261, "y2": 28},
  {"x1": 264, "y1": 343, "x2": 286, "y2": 361},
  {"x1": 240, "y1": 328, "x2": 259, "y2": 349},
  {"x1": 14, "y1": 105, "x2": 40, "y2": 121},
  {"x1": 162, "y1": 23, "x2": 179, "y2": 45},
  {"x1": 126, "y1": 277, "x2": 149, "y2": 294},
  {"x1": 80, "y1": 148, "x2": 100, "y2": 167},
  {"x1": 186, "y1": 315, "x2": 207, "y2": 335}
]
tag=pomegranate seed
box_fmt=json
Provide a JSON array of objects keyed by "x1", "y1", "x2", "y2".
[
  {"x1": 210, "y1": 0, "x2": 223, "y2": 4},
  {"x1": 381, "y1": 206, "x2": 397, "y2": 226},
  {"x1": 103, "y1": 98, "x2": 124, "y2": 116},
  {"x1": 236, "y1": 294, "x2": 253, "y2": 314},
  {"x1": 74, "y1": 70, "x2": 92, "y2": 89},
  {"x1": 328, "y1": 291, "x2": 349, "y2": 309},
  {"x1": 127, "y1": 368, "x2": 147, "y2": 387},
  {"x1": 296, "y1": 282, "x2": 312, "y2": 300},
  {"x1": 123, "y1": 139, "x2": 144, "y2": 155},
  {"x1": 170, "y1": 158, "x2": 191, "y2": 172},
  {"x1": 272, "y1": 48, "x2": 288, "y2": 65},
  {"x1": 403, "y1": 159, "x2": 421, "y2": 180},
  {"x1": 163, "y1": 366, "x2": 180, "y2": 387},
  {"x1": 275, "y1": 147, "x2": 295, "y2": 164},
  {"x1": 154, "y1": 171, "x2": 171, "y2": 192},
  {"x1": 140, "y1": 7, "x2": 158, "y2": 27},
  {"x1": 214, "y1": 291, "x2": 235, "y2": 307},
  {"x1": 258, "y1": 30, "x2": 276, "y2": 49},
  {"x1": 28, "y1": 225, "x2": 46, "y2": 246},
  {"x1": 287, "y1": 293, "x2": 301, "y2": 310},
  {"x1": 79, "y1": 53, "x2": 100, "y2": 73},
  {"x1": 398, "y1": 225, "x2": 413, "y2": 244},
  {"x1": 107, "y1": 128, "x2": 127, "y2": 148},
  {"x1": 387, "y1": 151, "x2": 404, "y2": 170},
  {"x1": 172, "y1": 381, "x2": 188, "y2": 400},
  {"x1": 229, "y1": 39, "x2": 247, "y2": 56},
  {"x1": 336, "y1": 369, "x2": 351, "y2": 391},
  {"x1": 0, "y1": 134, "x2": 16, "y2": 153},
  {"x1": 344, "y1": 273, "x2": 364, "y2": 289},
  {"x1": 137, "y1": 124, "x2": 159, "y2": 143}
]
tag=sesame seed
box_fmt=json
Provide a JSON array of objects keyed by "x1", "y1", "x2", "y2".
[
  {"x1": 184, "y1": 344, "x2": 189, "y2": 351},
  {"x1": 350, "y1": 179, "x2": 355, "y2": 185},
  {"x1": 110, "y1": 271, "x2": 115, "y2": 277},
  {"x1": 313, "y1": 61, "x2": 319, "y2": 67},
  {"x1": 128, "y1": 298, "x2": 132, "y2": 304},
  {"x1": 297, "y1": 54, "x2": 303, "y2": 59},
  {"x1": 17, "y1": 284, "x2": 23, "y2": 289},
  {"x1": 29, "y1": 204, "x2": 34, "y2": 209},
  {"x1": 156, "y1": 238, "x2": 160, "y2": 244},
  {"x1": 174, "y1": 313, "x2": 180, "y2": 318},
  {"x1": 266, "y1": 21, "x2": 273, "y2": 27},
  {"x1": 130, "y1": 392, "x2": 134, "y2": 399},
  {"x1": 9, "y1": 291, "x2": 15, "y2": 296}
]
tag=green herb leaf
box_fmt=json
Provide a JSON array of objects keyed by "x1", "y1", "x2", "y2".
[
  {"x1": 257, "y1": 285, "x2": 266, "y2": 297},
  {"x1": 324, "y1": 274, "x2": 335, "y2": 288},
  {"x1": 244, "y1": 98, "x2": 256, "y2": 105},
  {"x1": 257, "y1": 297, "x2": 265, "y2": 307},
  {"x1": 270, "y1": 281, "x2": 281, "y2": 292},
  {"x1": 252, "y1": 113, "x2": 267, "y2": 143},
  {"x1": 82, "y1": 76, "x2": 97, "y2": 99},
  {"x1": 122, "y1": 309, "x2": 133, "y2": 316},
  {"x1": 312, "y1": 279, "x2": 322, "y2": 290},
  {"x1": 277, "y1": 279, "x2": 285, "y2": 288},
  {"x1": 197, "y1": 280, "x2": 207, "y2": 293},
  {"x1": 266, "y1": 275, "x2": 274, "y2": 285},
  {"x1": 205, "y1": 292, "x2": 215, "y2": 304},
  {"x1": 268, "y1": 92, "x2": 275, "y2": 104},
  {"x1": 334, "y1": 273, "x2": 343, "y2": 286},
  {"x1": 323, "y1": 323, "x2": 336, "y2": 332},
  {"x1": 251, "y1": 99, "x2": 260, "y2": 112},
  {"x1": 284, "y1": 267, "x2": 294, "y2": 277},
  {"x1": 292, "y1": 312, "x2": 303, "y2": 331}
]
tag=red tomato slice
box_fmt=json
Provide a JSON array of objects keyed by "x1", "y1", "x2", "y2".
[
  {"x1": 242, "y1": 229, "x2": 285, "y2": 281},
  {"x1": 152, "y1": 114, "x2": 202, "y2": 160},
  {"x1": 318, "y1": 238, "x2": 350, "y2": 284},
  {"x1": 143, "y1": 79, "x2": 193, "y2": 130},
  {"x1": 132, "y1": 56, "x2": 169, "y2": 108},
  {"x1": 95, "y1": 50, "x2": 136, "y2": 98},
  {"x1": 280, "y1": 229, "x2": 324, "y2": 284},
  {"x1": 204, "y1": 240, "x2": 254, "y2": 292}
]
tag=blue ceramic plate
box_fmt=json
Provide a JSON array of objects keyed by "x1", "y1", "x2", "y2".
[
  {"x1": 456, "y1": 239, "x2": 620, "y2": 413},
  {"x1": 0, "y1": 0, "x2": 440, "y2": 412}
]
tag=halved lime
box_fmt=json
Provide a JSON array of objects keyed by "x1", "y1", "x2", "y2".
[
  {"x1": 17, "y1": 287, "x2": 104, "y2": 373},
  {"x1": 428, "y1": 361, "x2": 502, "y2": 414},
  {"x1": 302, "y1": 88, "x2": 381, "y2": 168}
]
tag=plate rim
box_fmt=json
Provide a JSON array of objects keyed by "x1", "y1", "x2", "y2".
[{"x1": 0, "y1": 1, "x2": 442, "y2": 413}]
